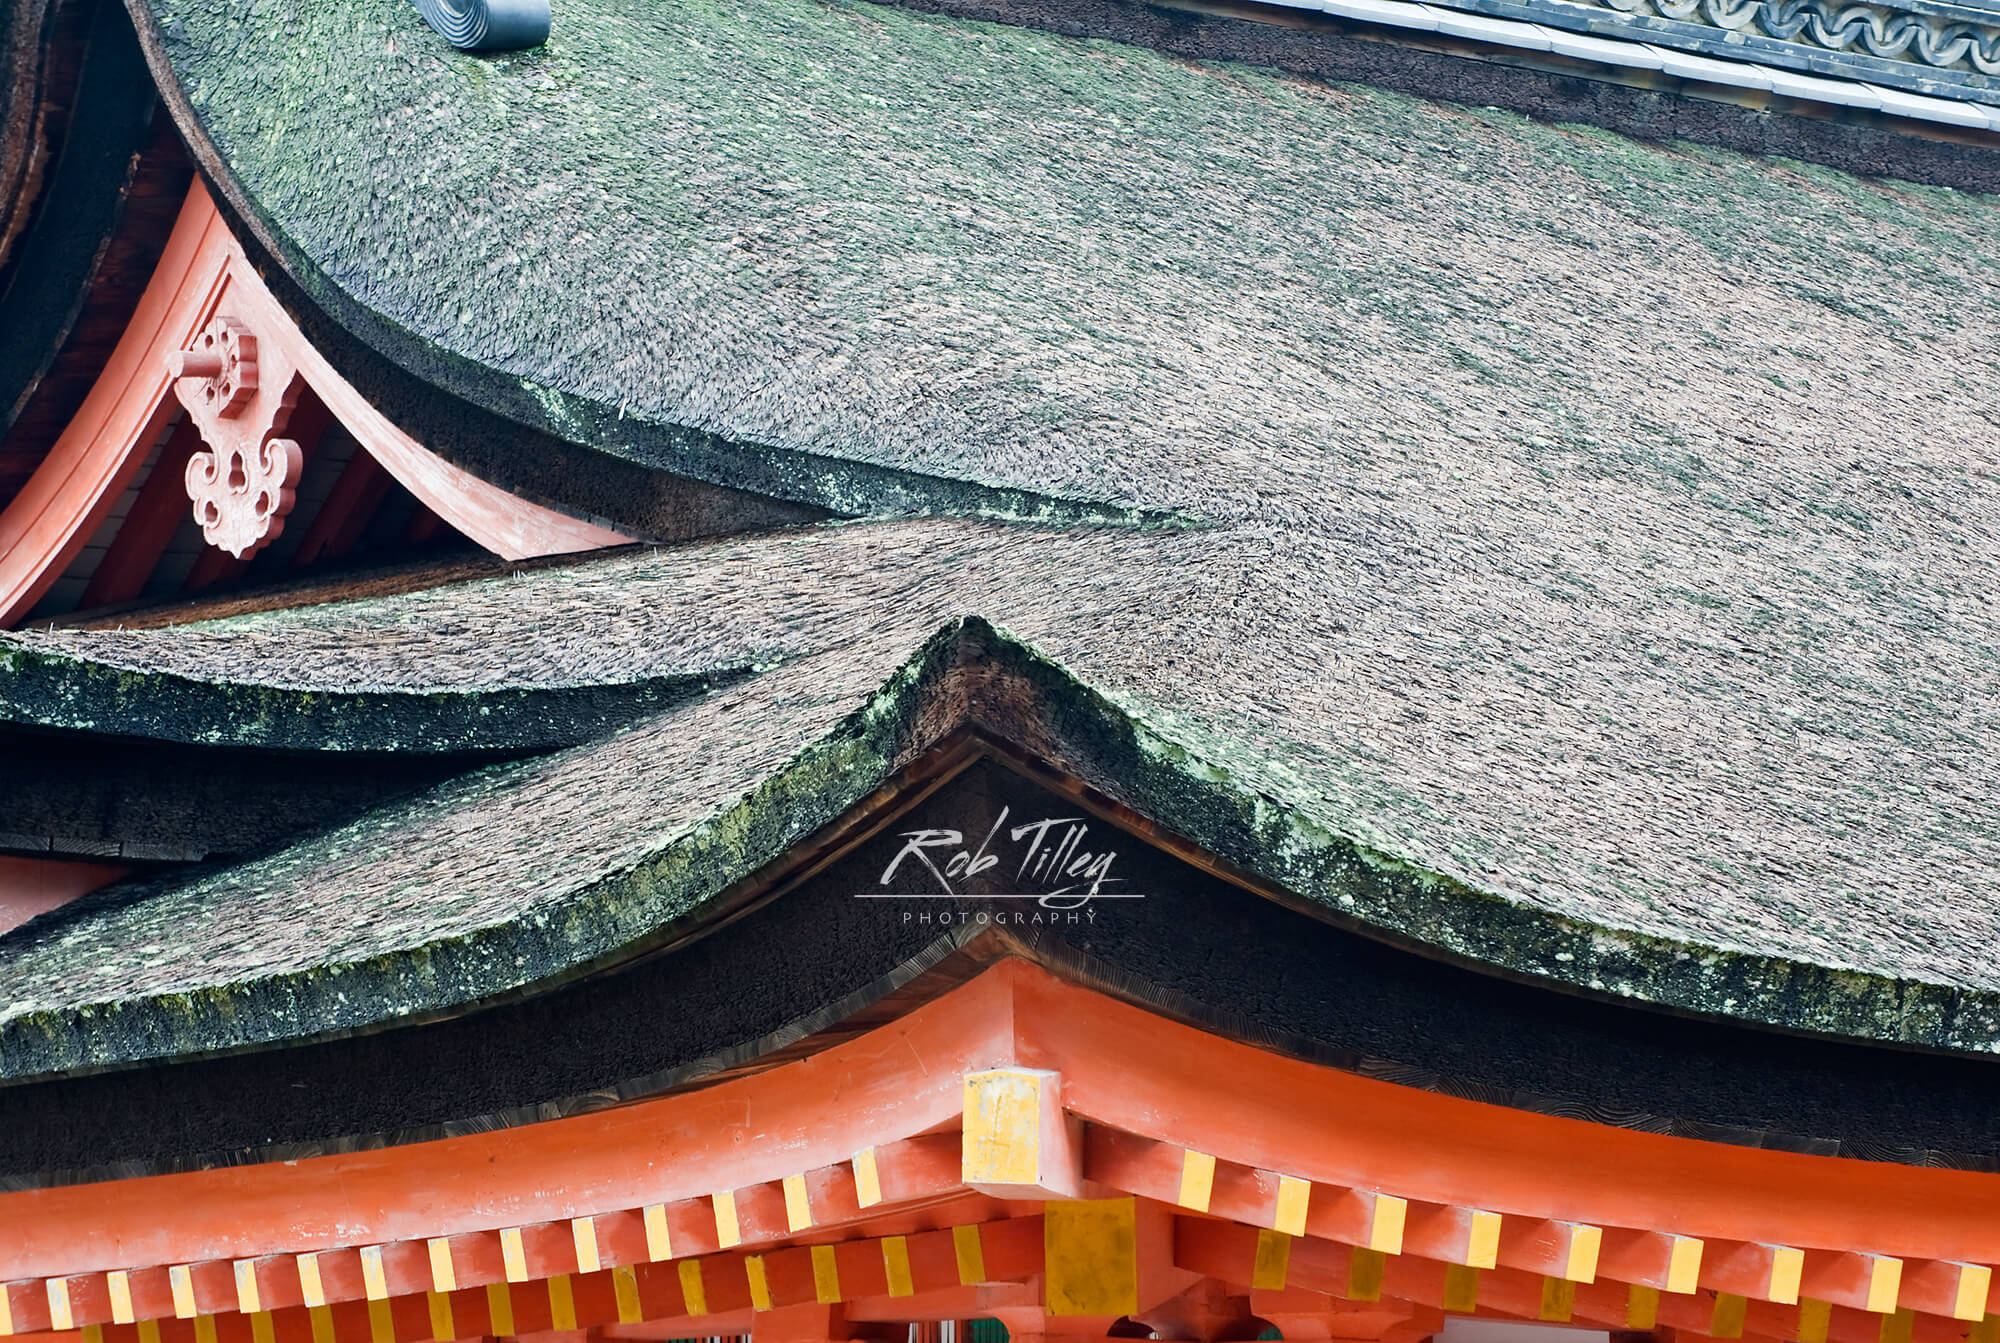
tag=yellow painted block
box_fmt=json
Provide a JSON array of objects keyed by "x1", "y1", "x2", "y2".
[
  {"x1": 1798, "y1": 1299, "x2": 1833, "y2": 1343},
  {"x1": 1168, "y1": 1151, "x2": 1211, "y2": 1211},
  {"x1": 426, "y1": 1290, "x2": 455, "y2": 1342},
  {"x1": 82, "y1": 1327, "x2": 102, "y2": 1343},
  {"x1": 1442, "y1": 1265, "x2": 1480, "y2": 1313},
  {"x1": 953, "y1": 1224, "x2": 987, "y2": 1285},
  {"x1": 745, "y1": 1256, "x2": 772, "y2": 1313},
  {"x1": 1348, "y1": 1248, "x2": 1386, "y2": 1304},
  {"x1": 811, "y1": 1245, "x2": 842, "y2": 1304},
  {"x1": 1368, "y1": 1195, "x2": 1407, "y2": 1254},
  {"x1": 1957, "y1": 1267, "x2": 1994, "y2": 1322},
  {"x1": 137, "y1": 1321, "x2": 162, "y2": 1343},
  {"x1": 485, "y1": 1283, "x2": 515, "y2": 1337},
  {"x1": 427, "y1": 1239, "x2": 455, "y2": 1293},
  {"x1": 1881, "y1": 1309, "x2": 1916, "y2": 1343},
  {"x1": 785, "y1": 1174, "x2": 814, "y2": 1232},
  {"x1": 1626, "y1": 1285, "x2": 1660, "y2": 1329},
  {"x1": 232, "y1": 1262, "x2": 261, "y2": 1316},
  {"x1": 643, "y1": 1204, "x2": 672, "y2": 1261},
  {"x1": 249, "y1": 1314, "x2": 274, "y2": 1343},
  {"x1": 1770, "y1": 1247, "x2": 1805, "y2": 1304},
  {"x1": 612, "y1": 1266, "x2": 643, "y2": 1324},
  {"x1": 1273, "y1": 1176, "x2": 1311, "y2": 1237},
  {"x1": 1667, "y1": 1236, "x2": 1704, "y2": 1294},
  {"x1": 963, "y1": 1069, "x2": 1052, "y2": 1188},
  {"x1": 299, "y1": 1254, "x2": 327, "y2": 1308},
  {"x1": 713, "y1": 1190, "x2": 742, "y2": 1249},
  {"x1": 1045, "y1": 1198, "x2": 1138, "y2": 1317},
  {"x1": 308, "y1": 1305, "x2": 336, "y2": 1343},
  {"x1": 48, "y1": 1277, "x2": 75, "y2": 1330},
  {"x1": 1713, "y1": 1292, "x2": 1749, "y2": 1339},
  {"x1": 882, "y1": 1237, "x2": 915, "y2": 1298},
  {"x1": 1565, "y1": 1225, "x2": 1603, "y2": 1283},
  {"x1": 360, "y1": 1246, "x2": 389, "y2": 1301},
  {"x1": 500, "y1": 1227, "x2": 528, "y2": 1283},
  {"x1": 1465, "y1": 1211, "x2": 1502, "y2": 1269},
  {"x1": 853, "y1": 1148, "x2": 883, "y2": 1208},
  {"x1": 1867, "y1": 1259, "x2": 1904, "y2": 1314},
  {"x1": 678, "y1": 1259, "x2": 707, "y2": 1316},
  {"x1": 547, "y1": 1275, "x2": 576, "y2": 1332},
  {"x1": 572, "y1": 1217, "x2": 601, "y2": 1274},
  {"x1": 368, "y1": 1297, "x2": 396, "y2": 1343},
  {"x1": 170, "y1": 1267, "x2": 197, "y2": 1320},
  {"x1": 0, "y1": 1283, "x2": 12, "y2": 1334},
  {"x1": 193, "y1": 1315, "x2": 217, "y2": 1343},
  {"x1": 1251, "y1": 1230, "x2": 1291, "y2": 1291},
  {"x1": 1540, "y1": 1277, "x2": 1575, "y2": 1322},
  {"x1": 107, "y1": 1272, "x2": 134, "y2": 1326}
]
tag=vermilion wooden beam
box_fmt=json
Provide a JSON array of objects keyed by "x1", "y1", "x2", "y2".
[{"x1": 76, "y1": 418, "x2": 202, "y2": 610}]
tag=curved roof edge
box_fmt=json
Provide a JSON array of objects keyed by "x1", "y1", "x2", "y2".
[
  {"x1": 0, "y1": 636, "x2": 749, "y2": 752},
  {"x1": 114, "y1": 2, "x2": 1187, "y2": 534},
  {"x1": 5, "y1": 616, "x2": 1997, "y2": 1088}
]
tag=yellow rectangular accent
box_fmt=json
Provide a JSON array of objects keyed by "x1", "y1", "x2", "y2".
[
  {"x1": 643, "y1": 1205, "x2": 672, "y2": 1261},
  {"x1": 137, "y1": 1320, "x2": 162, "y2": 1343},
  {"x1": 249, "y1": 1316, "x2": 274, "y2": 1343},
  {"x1": 1799, "y1": 1299, "x2": 1833, "y2": 1343},
  {"x1": 48, "y1": 1277, "x2": 75, "y2": 1330},
  {"x1": 612, "y1": 1266, "x2": 643, "y2": 1324},
  {"x1": 1178, "y1": 1151, "x2": 1216, "y2": 1211},
  {"x1": 572, "y1": 1217, "x2": 601, "y2": 1274},
  {"x1": 1881, "y1": 1309, "x2": 1916, "y2": 1343},
  {"x1": 811, "y1": 1245, "x2": 841, "y2": 1304},
  {"x1": 426, "y1": 1290, "x2": 455, "y2": 1342},
  {"x1": 360, "y1": 1245, "x2": 389, "y2": 1301},
  {"x1": 1540, "y1": 1277, "x2": 1575, "y2": 1322},
  {"x1": 308, "y1": 1305, "x2": 336, "y2": 1343},
  {"x1": 547, "y1": 1275, "x2": 576, "y2": 1332},
  {"x1": 963, "y1": 1069, "x2": 1052, "y2": 1188},
  {"x1": 1045, "y1": 1198, "x2": 1139, "y2": 1317},
  {"x1": 1627, "y1": 1285, "x2": 1660, "y2": 1329},
  {"x1": 1957, "y1": 1266, "x2": 1994, "y2": 1321},
  {"x1": 485, "y1": 1282, "x2": 515, "y2": 1337},
  {"x1": 298, "y1": 1254, "x2": 327, "y2": 1308},
  {"x1": 0, "y1": 1284, "x2": 13, "y2": 1334},
  {"x1": 784, "y1": 1175, "x2": 813, "y2": 1233},
  {"x1": 82, "y1": 1327, "x2": 102, "y2": 1343},
  {"x1": 1713, "y1": 1291, "x2": 1749, "y2": 1339},
  {"x1": 713, "y1": 1191, "x2": 742, "y2": 1249},
  {"x1": 193, "y1": 1315, "x2": 217, "y2": 1343},
  {"x1": 1251, "y1": 1230, "x2": 1291, "y2": 1291},
  {"x1": 1969, "y1": 1316, "x2": 2000, "y2": 1343},
  {"x1": 1868, "y1": 1259, "x2": 1904, "y2": 1314},
  {"x1": 367, "y1": 1299, "x2": 395, "y2": 1343},
  {"x1": 953, "y1": 1224, "x2": 987, "y2": 1286},
  {"x1": 1442, "y1": 1265, "x2": 1480, "y2": 1313},
  {"x1": 427, "y1": 1239, "x2": 456, "y2": 1293},
  {"x1": 234, "y1": 1261, "x2": 262, "y2": 1316},
  {"x1": 677, "y1": 1259, "x2": 707, "y2": 1316},
  {"x1": 1667, "y1": 1236, "x2": 1704, "y2": 1294},
  {"x1": 1348, "y1": 1248, "x2": 1386, "y2": 1304},
  {"x1": 170, "y1": 1267, "x2": 197, "y2": 1320},
  {"x1": 745, "y1": 1257, "x2": 772, "y2": 1313},
  {"x1": 1369, "y1": 1195, "x2": 1407, "y2": 1254},
  {"x1": 1273, "y1": 1176, "x2": 1311, "y2": 1237},
  {"x1": 107, "y1": 1272, "x2": 134, "y2": 1325},
  {"x1": 1770, "y1": 1247, "x2": 1805, "y2": 1304},
  {"x1": 1465, "y1": 1211, "x2": 1502, "y2": 1269},
  {"x1": 499, "y1": 1228, "x2": 528, "y2": 1284},
  {"x1": 1565, "y1": 1225, "x2": 1603, "y2": 1283},
  {"x1": 882, "y1": 1237, "x2": 915, "y2": 1298},
  {"x1": 852, "y1": 1148, "x2": 883, "y2": 1208}
]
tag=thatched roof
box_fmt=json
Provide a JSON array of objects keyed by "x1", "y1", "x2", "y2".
[{"x1": 5, "y1": 0, "x2": 2000, "y2": 1074}]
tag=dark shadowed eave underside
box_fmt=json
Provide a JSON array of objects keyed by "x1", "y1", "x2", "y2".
[{"x1": 5, "y1": 617, "x2": 2000, "y2": 1092}]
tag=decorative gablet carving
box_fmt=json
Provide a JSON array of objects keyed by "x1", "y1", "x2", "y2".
[
  {"x1": 167, "y1": 315, "x2": 305, "y2": 560},
  {"x1": 413, "y1": 0, "x2": 550, "y2": 51}
]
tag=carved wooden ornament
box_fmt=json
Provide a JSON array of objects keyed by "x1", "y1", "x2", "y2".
[{"x1": 167, "y1": 315, "x2": 305, "y2": 560}]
